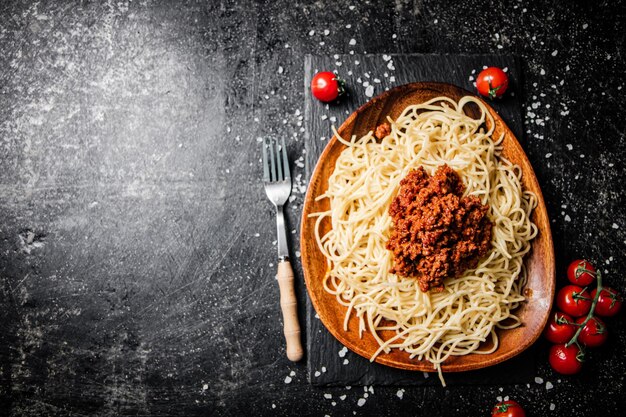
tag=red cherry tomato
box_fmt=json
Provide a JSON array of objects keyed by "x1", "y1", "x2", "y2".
[
  {"x1": 591, "y1": 287, "x2": 623, "y2": 317},
  {"x1": 311, "y1": 71, "x2": 344, "y2": 102},
  {"x1": 549, "y1": 343, "x2": 584, "y2": 375},
  {"x1": 491, "y1": 400, "x2": 526, "y2": 417},
  {"x1": 543, "y1": 311, "x2": 576, "y2": 343},
  {"x1": 575, "y1": 316, "x2": 608, "y2": 347},
  {"x1": 566, "y1": 259, "x2": 596, "y2": 286},
  {"x1": 556, "y1": 285, "x2": 592, "y2": 317},
  {"x1": 476, "y1": 67, "x2": 509, "y2": 99}
]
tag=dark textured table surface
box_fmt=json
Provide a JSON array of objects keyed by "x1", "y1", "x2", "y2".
[{"x1": 1, "y1": 1, "x2": 625, "y2": 416}]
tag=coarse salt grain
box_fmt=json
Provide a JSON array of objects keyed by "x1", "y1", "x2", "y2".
[
  {"x1": 324, "y1": 393, "x2": 332, "y2": 399},
  {"x1": 349, "y1": 38, "x2": 356, "y2": 45},
  {"x1": 284, "y1": 376, "x2": 292, "y2": 384},
  {"x1": 339, "y1": 347, "x2": 348, "y2": 357},
  {"x1": 357, "y1": 398, "x2": 366, "y2": 407},
  {"x1": 365, "y1": 85, "x2": 374, "y2": 97},
  {"x1": 314, "y1": 371, "x2": 321, "y2": 377},
  {"x1": 546, "y1": 381, "x2": 554, "y2": 390},
  {"x1": 396, "y1": 389, "x2": 404, "y2": 399},
  {"x1": 535, "y1": 377, "x2": 544, "y2": 384}
]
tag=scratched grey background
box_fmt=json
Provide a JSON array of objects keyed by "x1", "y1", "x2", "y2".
[{"x1": 0, "y1": 1, "x2": 625, "y2": 416}]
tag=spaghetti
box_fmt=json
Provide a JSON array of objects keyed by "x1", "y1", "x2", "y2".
[{"x1": 310, "y1": 96, "x2": 538, "y2": 385}]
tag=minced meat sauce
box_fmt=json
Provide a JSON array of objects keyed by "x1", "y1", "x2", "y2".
[{"x1": 386, "y1": 165, "x2": 493, "y2": 292}]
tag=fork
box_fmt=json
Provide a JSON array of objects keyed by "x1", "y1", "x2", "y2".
[{"x1": 262, "y1": 137, "x2": 303, "y2": 362}]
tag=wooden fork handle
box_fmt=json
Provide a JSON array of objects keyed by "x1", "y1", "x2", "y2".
[{"x1": 277, "y1": 259, "x2": 303, "y2": 362}]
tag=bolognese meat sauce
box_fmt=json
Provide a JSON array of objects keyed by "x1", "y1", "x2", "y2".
[{"x1": 386, "y1": 165, "x2": 493, "y2": 292}]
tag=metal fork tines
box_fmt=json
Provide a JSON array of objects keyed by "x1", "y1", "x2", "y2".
[
  {"x1": 262, "y1": 137, "x2": 291, "y2": 261},
  {"x1": 261, "y1": 137, "x2": 303, "y2": 362}
]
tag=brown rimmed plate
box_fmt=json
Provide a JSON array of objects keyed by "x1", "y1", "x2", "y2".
[{"x1": 300, "y1": 82, "x2": 555, "y2": 372}]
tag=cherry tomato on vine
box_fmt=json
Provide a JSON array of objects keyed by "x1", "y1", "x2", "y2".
[
  {"x1": 575, "y1": 316, "x2": 608, "y2": 347},
  {"x1": 543, "y1": 311, "x2": 577, "y2": 344},
  {"x1": 491, "y1": 400, "x2": 526, "y2": 417},
  {"x1": 476, "y1": 67, "x2": 509, "y2": 99},
  {"x1": 591, "y1": 287, "x2": 623, "y2": 317},
  {"x1": 567, "y1": 259, "x2": 596, "y2": 286},
  {"x1": 556, "y1": 285, "x2": 592, "y2": 317},
  {"x1": 549, "y1": 343, "x2": 584, "y2": 375},
  {"x1": 311, "y1": 71, "x2": 345, "y2": 102}
]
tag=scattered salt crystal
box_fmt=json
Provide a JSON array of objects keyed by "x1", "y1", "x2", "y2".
[
  {"x1": 545, "y1": 153, "x2": 552, "y2": 158},
  {"x1": 340, "y1": 395, "x2": 347, "y2": 400},
  {"x1": 349, "y1": 5, "x2": 355, "y2": 10},
  {"x1": 272, "y1": 404, "x2": 276, "y2": 409},
  {"x1": 202, "y1": 384, "x2": 208, "y2": 390},
  {"x1": 535, "y1": 377, "x2": 544, "y2": 384},
  {"x1": 546, "y1": 382, "x2": 554, "y2": 390},
  {"x1": 382, "y1": 54, "x2": 391, "y2": 61},
  {"x1": 322, "y1": 366, "x2": 327, "y2": 373},
  {"x1": 423, "y1": 372, "x2": 429, "y2": 379},
  {"x1": 387, "y1": 61, "x2": 395, "y2": 70},
  {"x1": 396, "y1": 389, "x2": 404, "y2": 399},
  {"x1": 321, "y1": 115, "x2": 328, "y2": 120},
  {"x1": 540, "y1": 69, "x2": 546, "y2": 75},
  {"x1": 324, "y1": 393, "x2": 332, "y2": 399},
  {"x1": 324, "y1": 29, "x2": 330, "y2": 36},
  {"x1": 349, "y1": 38, "x2": 356, "y2": 45},
  {"x1": 343, "y1": 359, "x2": 349, "y2": 365},
  {"x1": 284, "y1": 376, "x2": 292, "y2": 384},
  {"x1": 497, "y1": 396, "x2": 503, "y2": 402},
  {"x1": 330, "y1": 117, "x2": 337, "y2": 123},
  {"x1": 289, "y1": 371, "x2": 296, "y2": 377},
  {"x1": 365, "y1": 85, "x2": 374, "y2": 97},
  {"x1": 389, "y1": 76, "x2": 395, "y2": 82},
  {"x1": 308, "y1": 30, "x2": 315, "y2": 36},
  {"x1": 355, "y1": 60, "x2": 360, "y2": 66},
  {"x1": 278, "y1": 66, "x2": 283, "y2": 74},
  {"x1": 346, "y1": 24, "x2": 352, "y2": 28},
  {"x1": 254, "y1": 233, "x2": 260, "y2": 237},
  {"x1": 392, "y1": 33, "x2": 397, "y2": 39},
  {"x1": 339, "y1": 347, "x2": 348, "y2": 357},
  {"x1": 550, "y1": 403, "x2": 556, "y2": 411},
  {"x1": 552, "y1": 50, "x2": 558, "y2": 56},
  {"x1": 565, "y1": 215, "x2": 571, "y2": 222},
  {"x1": 612, "y1": 223, "x2": 619, "y2": 229},
  {"x1": 363, "y1": 393, "x2": 368, "y2": 398},
  {"x1": 582, "y1": 23, "x2": 588, "y2": 29},
  {"x1": 357, "y1": 398, "x2": 366, "y2": 407},
  {"x1": 314, "y1": 371, "x2": 321, "y2": 377},
  {"x1": 566, "y1": 144, "x2": 573, "y2": 150}
]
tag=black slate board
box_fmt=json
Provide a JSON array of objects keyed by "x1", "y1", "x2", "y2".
[{"x1": 303, "y1": 53, "x2": 538, "y2": 386}]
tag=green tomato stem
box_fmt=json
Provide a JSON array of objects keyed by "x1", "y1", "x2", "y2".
[{"x1": 566, "y1": 270, "x2": 603, "y2": 348}]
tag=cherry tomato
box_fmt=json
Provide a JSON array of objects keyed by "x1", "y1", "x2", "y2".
[
  {"x1": 591, "y1": 287, "x2": 623, "y2": 317},
  {"x1": 543, "y1": 311, "x2": 576, "y2": 343},
  {"x1": 311, "y1": 71, "x2": 344, "y2": 102},
  {"x1": 476, "y1": 67, "x2": 509, "y2": 99},
  {"x1": 556, "y1": 285, "x2": 592, "y2": 317},
  {"x1": 575, "y1": 316, "x2": 608, "y2": 347},
  {"x1": 491, "y1": 400, "x2": 526, "y2": 417},
  {"x1": 566, "y1": 259, "x2": 596, "y2": 286},
  {"x1": 549, "y1": 343, "x2": 584, "y2": 375}
]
